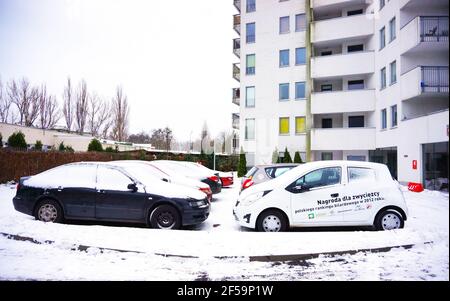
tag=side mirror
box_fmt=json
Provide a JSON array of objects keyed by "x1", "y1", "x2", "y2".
[
  {"x1": 286, "y1": 183, "x2": 310, "y2": 194},
  {"x1": 162, "y1": 178, "x2": 169, "y2": 183},
  {"x1": 127, "y1": 183, "x2": 138, "y2": 192}
]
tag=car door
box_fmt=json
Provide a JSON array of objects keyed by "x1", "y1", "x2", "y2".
[
  {"x1": 47, "y1": 164, "x2": 97, "y2": 219},
  {"x1": 288, "y1": 166, "x2": 345, "y2": 226},
  {"x1": 95, "y1": 166, "x2": 148, "y2": 221}
]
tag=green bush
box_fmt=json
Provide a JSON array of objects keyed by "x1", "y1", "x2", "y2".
[
  {"x1": 272, "y1": 147, "x2": 279, "y2": 164},
  {"x1": 34, "y1": 140, "x2": 43, "y2": 151},
  {"x1": 8, "y1": 131, "x2": 27, "y2": 148},
  {"x1": 237, "y1": 147, "x2": 247, "y2": 177},
  {"x1": 88, "y1": 139, "x2": 103, "y2": 152},
  {"x1": 65, "y1": 145, "x2": 74, "y2": 153},
  {"x1": 283, "y1": 147, "x2": 292, "y2": 163},
  {"x1": 0, "y1": 132, "x2": 3, "y2": 147},
  {"x1": 294, "y1": 151, "x2": 303, "y2": 163},
  {"x1": 105, "y1": 146, "x2": 115, "y2": 153},
  {"x1": 58, "y1": 142, "x2": 66, "y2": 152}
]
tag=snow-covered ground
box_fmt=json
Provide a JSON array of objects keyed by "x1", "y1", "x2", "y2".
[{"x1": 0, "y1": 180, "x2": 448, "y2": 280}]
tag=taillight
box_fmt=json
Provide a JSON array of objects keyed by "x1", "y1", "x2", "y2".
[
  {"x1": 209, "y1": 176, "x2": 219, "y2": 182},
  {"x1": 16, "y1": 183, "x2": 20, "y2": 191},
  {"x1": 242, "y1": 178, "x2": 254, "y2": 190},
  {"x1": 199, "y1": 187, "x2": 212, "y2": 195}
]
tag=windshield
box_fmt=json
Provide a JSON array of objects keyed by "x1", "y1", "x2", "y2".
[{"x1": 118, "y1": 165, "x2": 162, "y2": 186}]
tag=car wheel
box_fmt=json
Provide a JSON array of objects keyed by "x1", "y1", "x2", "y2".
[
  {"x1": 375, "y1": 209, "x2": 404, "y2": 231},
  {"x1": 256, "y1": 210, "x2": 288, "y2": 232},
  {"x1": 149, "y1": 205, "x2": 181, "y2": 230},
  {"x1": 35, "y1": 199, "x2": 64, "y2": 223}
]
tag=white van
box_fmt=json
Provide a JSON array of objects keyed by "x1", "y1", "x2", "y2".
[{"x1": 233, "y1": 161, "x2": 408, "y2": 232}]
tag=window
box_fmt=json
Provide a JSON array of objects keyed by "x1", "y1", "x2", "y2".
[
  {"x1": 348, "y1": 80, "x2": 365, "y2": 90},
  {"x1": 246, "y1": 86, "x2": 255, "y2": 107},
  {"x1": 347, "y1": 156, "x2": 367, "y2": 162},
  {"x1": 280, "y1": 16, "x2": 290, "y2": 34},
  {"x1": 322, "y1": 118, "x2": 332, "y2": 128},
  {"x1": 347, "y1": 9, "x2": 363, "y2": 16},
  {"x1": 246, "y1": 23, "x2": 255, "y2": 43},
  {"x1": 348, "y1": 44, "x2": 364, "y2": 52},
  {"x1": 273, "y1": 167, "x2": 292, "y2": 178},
  {"x1": 380, "y1": 27, "x2": 386, "y2": 50},
  {"x1": 321, "y1": 51, "x2": 332, "y2": 56},
  {"x1": 380, "y1": 0, "x2": 385, "y2": 10},
  {"x1": 279, "y1": 49, "x2": 290, "y2": 67},
  {"x1": 321, "y1": 84, "x2": 332, "y2": 92},
  {"x1": 389, "y1": 17, "x2": 396, "y2": 42},
  {"x1": 381, "y1": 109, "x2": 387, "y2": 129},
  {"x1": 348, "y1": 167, "x2": 376, "y2": 182},
  {"x1": 279, "y1": 83, "x2": 290, "y2": 100},
  {"x1": 246, "y1": 0, "x2": 256, "y2": 13},
  {"x1": 390, "y1": 60, "x2": 397, "y2": 84},
  {"x1": 97, "y1": 166, "x2": 133, "y2": 191},
  {"x1": 380, "y1": 67, "x2": 386, "y2": 89},
  {"x1": 295, "y1": 14, "x2": 306, "y2": 32},
  {"x1": 35, "y1": 165, "x2": 97, "y2": 189},
  {"x1": 246, "y1": 54, "x2": 255, "y2": 75},
  {"x1": 295, "y1": 116, "x2": 306, "y2": 134},
  {"x1": 348, "y1": 116, "x2": 365, "y2": 128},
  {"x1": 295, "y1": 82, "x2": 306, "y2": 99},
  {"x1": 245, "y1": 118, "x2": 255, "y2": 140},
  {"x1": 279, "y1": 117, "x2": 290, "y2": 135},
  {"x1": 391, "y1": 105, "x2": 397, "y2": 127},
  {"x1": 295, "y1": 47, "x2": 306, "y2": 65},
  {"x1": 321, "y1": 153, "x2": 333, "y2": 161},
  {"x1": 294, "y1": 167, "x2": 341, "y2": 189}
]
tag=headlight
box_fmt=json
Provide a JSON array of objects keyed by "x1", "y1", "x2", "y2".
[
  {"x1": 189, "y1": 199, "x2": 207, "y2": 208},
  {"x1": 240, "y1": 191, "x2": 265, "y2": 206}
]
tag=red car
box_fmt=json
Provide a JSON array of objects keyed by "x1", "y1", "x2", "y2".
[{"x1": 178, "y1": 162, "x2": 234, "y2": 187}]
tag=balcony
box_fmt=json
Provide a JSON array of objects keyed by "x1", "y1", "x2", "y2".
[
  {"x1": 311, "y1": 89, "x2": 375, "y2": 114},
  {"x1": 233, "y1": 0, "x2": 241, "y2": 12},
  {"x1": 233, "y1": 14, "x2": 241, "y2": 35},
  {"x1": 233, "y1": 63, "x2": 240, "y2": 82},
  {"x1": 401, "y1": 66, "x2": 449, "y2": 101},
  {"x1": 401, "y1": 109, "x2": 449, "y2": 143},
  {"x1": 312, "y1": 0, "x2": 367, "y2": 9},
  {"x1": 311, "y1": 51, "x2": 374, "y2": 79},
  {"x1": 401, "y1": 16, "x2": 449, "y2": 54},
  {"x1": 232, "y1": 88, "x2": 240, "y2": 106},
  {"x1": 233, "y1": 38, "x2": 240, "y2": 58},
  {"x1": 232, "y1": 113, "x2": 240, "y2": 130},
  {"x1": 312, "y1": 14, "x2": 374, "y2": 45},
  {"x1": 311, "y1": 127, "x2": 376, "y2": 150}
]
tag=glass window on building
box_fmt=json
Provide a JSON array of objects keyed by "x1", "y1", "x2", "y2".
[
  {"x1": 246, "y1": 23, "x2": 255, "y2": 43},
  {"x1": 348, "y1": 80, "x2": 365, "y2": 90},
  {"x1": 295, "y1": 117, "x2": 306, "y2": 134},
  {"x1": 381, "y1": 109, "x2": 387, "y2": 129},
  {"x1": 348, "y1": 44, "x2": 364, "y2": 52},
  {"x1": 279, "y1": 83, "x2": 290, "y2": 101},
  {"x1": 348, "y1": 115, "x2": 365, "y2": 128},
  {"x1": 423, "y1": 142, "x2": 449, "y2": 191},
  {"x1": 245, "y1": 118, "x2": 255, "y2": 140},
  {"x1": 295, "y1": 14, "x2": 306, "y2": 32},
  {"x1": 390, "y1": 60, "x2": 397, "y2": 84},
  {"x1": 322, "y1": 118, "x2": 332, "y2": 128},
  {"x1": 295, "y1": 47, "x2": 306, "y2": 65},
  {"x1": 321, "y1": 152, "x2": 333, "y2": 160},
  {"x1": 295, "y1": 82, "x2": 305, "y2": 99},
  {"x1": 391, "y1": 105, "x2": 397, "y2": 127},
  {"x1": 380, "y1": 67, "x2": 386, "y2": 89},
  {"x1": 279, "y1": 49, "x2": 290, "y2": 67},
  {"x1": 246, "y1": 54, "x2": 255, "y2": 75},
  {"x1": 380, "y1": 27, "x2": 386, "y2": 49},
  {"x1": 280, "y1": 16, "x2": 290, "y2": 34},
  {"x1": 347, "y1": 9, "x2": 363, "y2": 16},
  {"x1": 279, "y1": 117, "x2": 290, "y2": 135},
  {"x1": 321, "y1": 84, "x2": 332, "y2": 92},
  {"x1": 389, "y1": 17, "x2": 396, "y2": 42},
  {"x1": 246, "y1": 86, "x2": 255, "y2": 107},
  {"x1": 246, "y1": 0, "x2": 256, "y2": 13},
  {"x1": 380, "y1": 0, "x2": 385, "y2": 10}
]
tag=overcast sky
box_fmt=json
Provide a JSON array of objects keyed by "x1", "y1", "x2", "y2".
[{"x1": 0, "y1": 0, "x2": 238, "y2": 141}]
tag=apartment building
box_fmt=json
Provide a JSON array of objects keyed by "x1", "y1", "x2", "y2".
[{"x1": 232, "y1": 0, "x2": 449, "y2": 191}]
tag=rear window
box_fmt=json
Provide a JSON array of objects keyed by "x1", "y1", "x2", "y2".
[
  {"x1": 348, "y1": 167, "x2": 376, "y2": 183},
  {"x1": 265, "y1": 166, "x2": 295, "y2": 179},
  {"x1": 245, "y1": 167, "x2": 258, "y2": 178}
]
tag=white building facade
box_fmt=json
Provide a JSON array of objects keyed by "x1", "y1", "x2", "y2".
[{"x1": 232, "y1": 0, "x2": 449, "y2": 191}]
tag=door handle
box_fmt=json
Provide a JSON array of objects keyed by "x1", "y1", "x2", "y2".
[
  {"x1": 331, "y1": 193, "x2": 339, "y2": 198},
  {"x1": 97, "y1": 189, "x2": 106, "y2": 194}
]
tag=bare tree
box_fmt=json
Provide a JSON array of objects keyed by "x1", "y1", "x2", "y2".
[
  {"x1": 88, "y1": 93, "x2": 110, "y2": 137},
  {"x1": 38, "y1": 85, "x2": 61, "y2": 129},
  {"x1": 0, "y1": 79, "x2": 14, "y2": 123},
  {"x1": 7, "y1": 78, "x2": 40, "y2": 126},
  {"x1": 110, "y1": 86, "x2": 129, "y2": 142},
  {"x1": 74, "y1": 79, "x2": 89, "y2": 134},
  {"x1": 62, "y1": 77, "x2": 75, "y2": 131}
]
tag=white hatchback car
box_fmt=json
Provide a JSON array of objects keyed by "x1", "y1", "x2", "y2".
[{"x1": 233, "y1": 161, "x2": 408, "y2": 232}]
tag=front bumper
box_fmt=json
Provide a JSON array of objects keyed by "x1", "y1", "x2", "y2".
[
  {"x1": 233, "y1": 203, "x2": 256, "y2": 229},
  {"x1": 182, "y1": 205, "x2": 211, "y2": 226}
]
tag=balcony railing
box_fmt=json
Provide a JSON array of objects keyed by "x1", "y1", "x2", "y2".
[
  {"x1": 233, "y1": 0, "x2": 241, "y2": 12},
  {"x1": 233, "y1": 38, "x2": 240, "y2": 58},
  {"x1": 233, "y1": 14, "x2": 241, "y2": 34},
  {"x1": 232, "y1": 113, "x2": 240, "y2": 130},
  {"x1": 421, "y1": 66, "x2": 449, "y2": 93},
  {"x1": 233, "y1": 63, "x2": 240, "y2": 82},
  {"x1": 232, "y1": 88, "x2": 240, "y2": 106},
  {"x1": 420, "y1": 16, "x2": 449, "y2": 42}
]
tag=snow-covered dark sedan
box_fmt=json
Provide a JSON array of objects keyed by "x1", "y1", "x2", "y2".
[{"x1": 12, "y1": 162, "x2": 210, "y2": 229}]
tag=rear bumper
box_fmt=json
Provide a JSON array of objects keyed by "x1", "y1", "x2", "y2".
[
  {"x1": 13, "y1": 196, "x2": 34, "y2": 216},
  {"x1": 221, "y1": 177, "x2": 234, "y2": 187},
  {"x1": 182, "y1": 205, "x2": 211, "y2": 226},
  {"x1": 202, "y1": 179, "x2": 222, "y2": 194}
]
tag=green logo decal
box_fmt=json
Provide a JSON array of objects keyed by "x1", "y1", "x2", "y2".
[{"x1": 308, "y1": 213, "x2": 315, "y2": 219}]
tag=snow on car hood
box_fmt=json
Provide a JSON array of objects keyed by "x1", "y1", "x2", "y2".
[{"x1": 142, "y1": 179, "x2": 207, "y2": 200}]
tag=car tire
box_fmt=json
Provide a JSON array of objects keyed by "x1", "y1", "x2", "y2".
[
  {"x1": 256, "y1": 210, "x2": 288, "y2": 232},
  {"x1": 374, "y1": 209, "x2": 404, "y2": 231},
  {"x1": 34, "y1": 199, "x2": 64, "y2": 223},
  {"x1": 149, "y1": 205, "x2": 181, "y2": 230}
]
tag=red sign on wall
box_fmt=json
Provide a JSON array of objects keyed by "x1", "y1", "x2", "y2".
[{"x1": 412, "y1": 160, "x2": 417, "y2": 170}]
